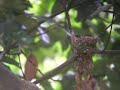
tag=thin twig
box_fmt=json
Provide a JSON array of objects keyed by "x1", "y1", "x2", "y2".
[
  {"x1": 0, "y1": 43, "x2": 17, "y2": 60},
  {"x1": 103, "y1": 1, "x2": 118, "y2": 51},
  {"x1": 58, "y1": 0, "x2": 72, "y2": 34},
  {"x1": 21, "y1": 50, "x2": 47, "y2": 78},
  {"x1": 28, "y1": 0, "x2": 89, "y2": 34},
  {"x1": 65, "y1": 2, "x2": 72, "y2": 33},
  {"x1": 18, "y1": 54, "x2": 25, "y2": 78},
  {"x1": 98, "y1": 23, "x2": 112, "y2": 37},
  {"x1": 90, "y1": 4, "x2": 112, "y2": 17},
  {"x1": 103, "y1": 3, "x2": 115, "y2": 50}
]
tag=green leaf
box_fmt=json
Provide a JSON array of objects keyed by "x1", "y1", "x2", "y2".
[
  {"x1": 16, "y1": 15, "x2": 37, "y2": 31},
  {"x1": 1, "y1": 56, "x2": 20, "y2": 68},
  {"x1": 0, "y1": 0, "x2": 31, "y2": 14},
  {"x1": 52, "y1": 0, "x2": 62, "y2": 14}
]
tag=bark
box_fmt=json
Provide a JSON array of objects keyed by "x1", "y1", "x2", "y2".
[{"x1": 0, "y1": 62, "x2": 40, "y2": 90}]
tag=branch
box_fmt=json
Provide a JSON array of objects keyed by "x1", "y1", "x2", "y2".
[
  {"x1": 33, "y1": 56, "x2": 77, "y2": 84},
  {"x1": 95, "y1": 50, "x2": 120, "y2": 54},
  {"x1": 0, "y1": 43, "x2": 17, "y2": 61},
  {"x1": 90, "y1": 4, "x2": 112, "y2": 17},
  {"x1": 28, "y1": 0, "x2": 93, "y2": 33},
  {"x1": 33, "y1": 50, "x2": 120, "y2": 84},
  {"x1": 0, "y1": 51, "x2": 6, "y2": 60}
]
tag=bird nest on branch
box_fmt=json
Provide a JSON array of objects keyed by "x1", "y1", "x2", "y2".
[{"x1": 71, "y1": 32, "x2": 98, "y2": 90}]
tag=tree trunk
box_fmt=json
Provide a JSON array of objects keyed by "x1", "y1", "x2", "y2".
[{"x1": 0, "y1": 63, "x2": 40, "y2": 90}]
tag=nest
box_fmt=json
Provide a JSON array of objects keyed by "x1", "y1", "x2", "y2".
[{"x1": 71, "y1": 32, "x2": 98, "y2": 90}]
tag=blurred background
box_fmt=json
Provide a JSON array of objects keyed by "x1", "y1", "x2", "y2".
[{"x1": 0, "y1": 0, "x2": 120, "y2": 90}]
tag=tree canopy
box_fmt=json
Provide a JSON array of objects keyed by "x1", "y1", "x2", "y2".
[{"x1": 0, "y1": 0, "x2": 120, "y2": 90}]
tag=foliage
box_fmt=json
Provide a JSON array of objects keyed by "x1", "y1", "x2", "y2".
[{"x1": 0, "y1": 0, "x2": 120, "y2": 90}]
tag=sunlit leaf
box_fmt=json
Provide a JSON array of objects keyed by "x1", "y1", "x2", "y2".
[{"x1": 1, "y1": 56, "x2": 20, "y2": 68}]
